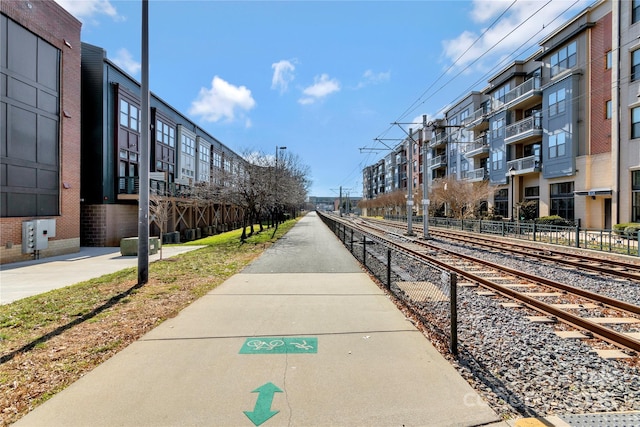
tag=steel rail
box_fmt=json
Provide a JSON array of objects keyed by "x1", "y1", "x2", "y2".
[
  {"x1": 430, "y1": 228, "x2": 640, "y2": 282},
  {"x1": 334, "y1": 215, "x2": 640, "y2": 353}
]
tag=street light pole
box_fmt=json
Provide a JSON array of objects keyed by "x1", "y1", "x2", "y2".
[
  {"x1": 509, "y1": 166, "x2": 515, "y2": 221},
  {"x1": 275, "y1": 146, "x2": 286, "y2": 225},
  {"x1": 137, "y1": 0, "x2": 149, "y2": 285}
]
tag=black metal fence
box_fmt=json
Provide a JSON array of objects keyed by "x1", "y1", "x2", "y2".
[{"x1": 319, "y1": 213, "x2": 458, "y2": 355}]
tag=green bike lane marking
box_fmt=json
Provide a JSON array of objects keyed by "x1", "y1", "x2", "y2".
[{"x1": 239, "y1": 337, "x2": 317, "y2": 354}]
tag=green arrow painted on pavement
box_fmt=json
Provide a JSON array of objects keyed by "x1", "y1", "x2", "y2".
[{"x1": 243, "y1": 382, "x2": 283, "y2": 426}]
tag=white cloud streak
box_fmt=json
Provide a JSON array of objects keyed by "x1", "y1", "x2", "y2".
[
  {"x1": 298, "y1": 74, "x2": 340, "y2": 105},
  {"x1": 112, "y1": 48, "x2": 141, "y2": 76},
  {"x1": 271, "y1": 60, "x2": 296, "y2": 94},
  {"x1": 54, "y1": 0, "x2": 122, "y2": 22},
  {"x1": 189, "y1": 76, "x2": 256, "y2": 125},
  {"x1": 441, "y1": 0, "x2": 591, "y2": 74}
]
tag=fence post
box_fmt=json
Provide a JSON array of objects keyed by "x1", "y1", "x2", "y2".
[
  {"x1": 449, "y1": 271, "x2": 458, "y2": 355},
  {"x1": 532, "y1": 221, "x2": 537, "y2": 242},
  {"x1": 363, "y1": 235, "x2": 366, "y2": 267},
  {"x1": 387, "y1": 248, "x2": 392, "y2": 290},
  {"x1": 575, "y1": 219, "x2": 581, "y2": 248},
  {"x1": 350, "y1": 229, "x2": 354, "y2": 253}
]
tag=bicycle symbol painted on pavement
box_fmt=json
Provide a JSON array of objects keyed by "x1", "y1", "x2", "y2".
[
  {"x1": 239, "y1": 337, "x2": 318, "y2": 354},
  {"x1": 246, "y1": 339, "x2": 285, "y2": 351}
]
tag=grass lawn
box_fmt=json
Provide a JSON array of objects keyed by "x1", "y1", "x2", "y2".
[{"x1": 0, "y1": 219, "x2": 298, "y2": 426}]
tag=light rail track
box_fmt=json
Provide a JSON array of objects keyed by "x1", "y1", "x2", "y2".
[
  {"x1": 364, "y1": 217, "x2": 640, "y2": 282},
  {"x1": 329, "y1": 214, "x2": 640, "y2": 355}
]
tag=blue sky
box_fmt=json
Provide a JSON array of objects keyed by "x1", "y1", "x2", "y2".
[{"x1": 55, "y1": 0, "x2": 592, "y2": 198}]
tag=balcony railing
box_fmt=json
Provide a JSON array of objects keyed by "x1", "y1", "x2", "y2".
[
  {"x1": 464, "y1": 135, "x2": 489, "y2": 158},
  {"x1": 118, "y1": 177, "x2": 192, "y2": 197},
  {"x1": 504, "y1": 114, "x2": 543, "y2": 145},
  {"x1": 429, "y1": 132, "x2": 449, "y2": 149},
  {"x1": 506, "y1": 155, "x2": 541, "y2": 175},
  {"x1": 503, "y1": 77, "x2": 541, "y2": 107},
  {"x1": 463, "y1": 167, "x2": 487, "y2": 182},
  {"x1": 429, "y1": 155, "x2": 447, "y2": 168}
]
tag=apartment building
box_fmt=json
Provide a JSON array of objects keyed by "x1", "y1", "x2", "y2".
[
  {"x1": 1, "y1": 0, "x2": 82, "y2": 263},
  {"x1": 80, "y1": 43, "x2": 246, "y2": 247},
  {"x1": 363, "y1": 0, "x2": 639, "y2": 229}
]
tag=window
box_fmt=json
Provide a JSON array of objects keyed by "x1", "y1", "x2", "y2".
[
  {"x1": 550, "y1": 41, "x2": 577, "y2": 77},
  {"x1": 633, "y1": 171, "x2": 640, "y2": 222},
  {"x1": 213, "y1": 152, "x2": 221, "y2": 169},
  {"x1": 491, "y1": 117, "x2": 504, "y2": 140},
  {"x1": 606, "y1": 100, "x2": 612, "y2": 119},
  {"x1": 550, "y1": 182, "x2": 574, "y2": 220},
  {"x1": 606, "y1": 51, "x2": 612, "y2": 69},
  {"x1": 181, "y1": 134, "x2": 195, "y2": 156},
  {"x1": 460, "y1": 109, "x2": 469, "y2": 123},
  {"x1": 524, "y1": 143, "x2": 540, "y2": 158},
  {"x1": 548, "y1": 132, "x2": 567, "y2": 158},
  {"x1": 634, "y1": 0, "x2": 640, "y2": 24},
  {"x1": 548, "y1": 88, "x2": 566, "y2": 116},
  {"x1": 493, "y1": 84, "x2": 510, "y2": 105},
  {"x1": 632, "y1": 107, "x2": 640, "y2": 139},
  {"x1": 632, "y1": 50, "x2": 640, "y2": 81},
  {"x1": 156, "y1": 120, "x2": 175, "y2": 147},
  {"x1": 494, "y1": 189, "x2": 509, "y2": 218},
  {"x1": 491, "y1": 150, "x2": 503, "y2": 171},
  {"x1": 120, "y1": 99, "x2": 140, "y2": 131}
]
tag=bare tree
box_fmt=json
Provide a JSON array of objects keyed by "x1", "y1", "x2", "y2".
[
  {"x1": 149, "y1": 191, "x2": 170, "y2": 260},
  {"x1": 429, "y1": 176, "x2": 493, "y2": 219}
]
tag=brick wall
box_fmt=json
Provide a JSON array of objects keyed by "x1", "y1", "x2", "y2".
[
  {"x1": 81, "y1": 204, "x2": 138, "y2": 247},
  {"x1": 590, "y1": 11, "x2": 612, "y2": 155},
  {"x1": 1, "y1": 0, "x2": 82, "y2": 264}
]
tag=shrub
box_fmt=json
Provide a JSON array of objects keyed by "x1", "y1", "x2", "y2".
[
  {"x1": 614, "y1": 222, "x2": 640, "y2": 237},
  {"x1": 624, "y1": 224, "x2": 640, "y2": 238},
  {"x1": 537, "y1": 215, "x2": 573, "y2": 226}
]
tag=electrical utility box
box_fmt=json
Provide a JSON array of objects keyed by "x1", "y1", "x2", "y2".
[{"x1": 22, "y1": 219, "x2": 56, "y2": 254}]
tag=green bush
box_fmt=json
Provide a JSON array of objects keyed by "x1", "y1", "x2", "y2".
[
  {"x1": 624, "y1": 224, "x2": 640, "y2": 238},
  {"x1": 614, "y1": 222, "x2": 640, "y2": 237},
  {"x1": 537, "y1": 215, "x2": 573, "y2": 226}
]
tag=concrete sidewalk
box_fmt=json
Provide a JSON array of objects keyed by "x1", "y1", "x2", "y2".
[
  {"x1": 0, "y1": 245, "x2": 204, "y2": 305},
  {"x1": 14, "y1": 212, "x2": 503, "y2": 427}
]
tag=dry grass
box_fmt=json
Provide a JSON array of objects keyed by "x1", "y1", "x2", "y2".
[{"x1": 0, "y1": 221, "x2": 297, "y2": 426}]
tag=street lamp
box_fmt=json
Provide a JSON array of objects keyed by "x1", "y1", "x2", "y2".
[
  {"x1": 275, "y1": 146, "x2": 287, "y2": 224},
  {"x1": 509, "y1": 166, "x2": 516, "y2": 221}
]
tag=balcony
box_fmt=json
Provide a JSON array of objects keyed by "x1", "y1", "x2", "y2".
[
  {"x1": 504, "y1": 115, "x2": 543, "y2": 145},
  {"x1": 463, "y1": 105, "x2": 490, "y2": 131},
  {"x1": 506, "y1": 155, "x2": 541, "y2": 176},
  {"x1": 118, "y1": 177, "x2": 192, "y2": 199},
  {"x1": 463, "y1": 167, "x2": 488, "y2": 182},
  {"x1": 429, "y1": 155, "x2": 447, "y2": 169},
  {"x1": 464, "y1": 135, "x2": 489, "y2": 158},
  {"x1": 502, "y1": 77, "x2": 542, "y2": 111},
  {"x1": 429, "y1": 132, "x2": 449, "y2": 149}
]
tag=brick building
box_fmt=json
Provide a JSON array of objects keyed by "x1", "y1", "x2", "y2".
[{"x1": 1, "y1": 0, "x2": 82, "y2": 263}]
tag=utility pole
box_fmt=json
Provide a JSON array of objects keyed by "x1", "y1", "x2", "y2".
[
  {"x1": 406, "y1": 128, "x2": 415, "y2": 236},
  {"x1": 339, "y1": 186, "x2": 343, "y2": 216},
  {"x1": 137, "y1": 0, "x2": 149, "y2": 285},
  {"x1": 422, "y1": 114, "x2": 431, "y2": 239}
]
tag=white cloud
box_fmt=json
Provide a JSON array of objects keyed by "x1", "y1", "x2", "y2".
[
  {"x1": 441, "y1": 0, "x2": 591, "y2": 74},
  {"x1": 112, "y1": 48, "x2": 141, "y2": 76},
  {"x1": 54, "y1": 0, "x2": 122, "y2": 23},
  {"x1": 271, "y1": 60, "x2": 296, "y2": 94},
  {"x1": 189, "y1": 76, "x2": 256, "y2": 123},
  {"x1": 355, "y1": 69, "x2": 391, "y2": 89},
  {"x1": 298, "y1": 74, "x2": 340, "y2": 105}
]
